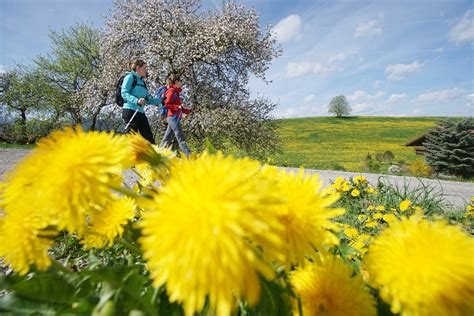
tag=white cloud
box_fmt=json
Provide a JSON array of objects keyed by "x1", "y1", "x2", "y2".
[
  {"x1": 352, "y1": 102, "x2": 371, "y2": 113},
  {"x1": 275, "y1": 107, "x2": 296, "y2": 118},
  {"x1": 467, "y1": 93, "x2": 474, "y2": 102},
  {"x1": 370, "y1": 91, "x2": 385, "y2": 99},
  {"x1": 373, "y1": 80, "x2": 383, "y2": 89},
  {"x1": 354, "y1": 20, "x2": 382, "y2": 38},
  {"x1": 347, "y1": 90, "x2": 385, "y2": 101},
  {"x1": 416, "y1": 88, "x2": 465, "y2": 102},
  {"x1": 347, "y1": 90, "x2": 366, "y2": 101},
  {"x1": 385, "y1": 93, "x2": 407, "y2": 103},
  {"x1": 272, "y1": 15, "x2": 302, "y2": 43},
  {"x1": 303, "y1": 94, "x2": 315, "y2": 103},
  {"x1": 286, "y1": 61, "x2": 332, "y2": 78},
  {"x1": 467, "y1": 94, "x2": 474, "y2": 112},
  {"x1": 385, "y1": 61, "x2": 424, "y2": 80},
  {"x1": 448, "y1": 9, "x2": 474, "y2": 44},
  {"x1": 351, "y1": 102, "x2": 395, "y2": 115},
  {"x1": 287, "y1": 52, "x2": 348, "y2": 78},
  {"x1": 328, "y1": 52, "x2": 346, "y2": 64}
]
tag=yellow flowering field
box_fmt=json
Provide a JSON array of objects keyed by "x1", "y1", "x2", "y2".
[
  {"x1": 271, "y1": 116, "x2": 441, "y2": 170},
  {"x1": 0, "y1": 127, "x2": 473, "y2": 316}
]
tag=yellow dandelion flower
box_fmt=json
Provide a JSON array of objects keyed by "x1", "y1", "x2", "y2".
[
  {"x1": 334, "y1": 176, "x2": 345, "y2": 185},
  {"x1": 350, "y1": 234, "x2": 372, "y2": 254},
  {"x1": 32, "y1": 127, "x2": 132, "y2": 233},
  {"x1": 399, "y1": 200, "x2": 412, "y2": 212},
  {"x1": 0, "y1": 199, "x2": 53, "y2": 275},
  {"x1": 127, "y1": 133, "x2": 173, "y2": 167},
  {"x1": 382, "y1": 213, "x2": 398, "y2": 224},
  {"x1": 344, "y1": 227, "x2": 359, "y2": 239},
  {"x1": 342, "y1": 182, "x2": 352, "y2": 192},
  {"x1": 373, "y1": 212, "x2": 383, "y2": 220},
  {"x1": 365, "y1": 221, "x2": 378, "y2": 228},
  {"x1": 413, "y1": 206, "x2": 424, "y2": 214},
  {"x1": 135, "y1": 163, "x2": 156, "y2": 187},
  {"x1": 350, "y1": 238, "x2": 366, "y2": 252},
  {"x1": 138, "y1": 153, "x2": 285, "y2": 316},
  {"x1": 466, "y1": 205, "x2": 473, "y2": 212},
  {"x1": 351, "y1": 189, "x2": 361, "y2": 197},
  {"x1": 367, "y1": 187, "x2": 376, "y2": 194},
  {"x1": 358, "y1": 214, "x2": 367, "y2": 222},
  {"x1": 360, "y1": 233, "x2": 372, "y2": 242},
  {"x1": 331, "y1": 176, "x2": 346, "y2": 192},
  {"x1": 290, "y1": 254, "x2": 376, "y2": 316},
  {"x1": 262, "y1": 167, "x2": 345, "y2": 267},
  {"x1": 134, "y1": 146, "x2": 178, "y2": 187},
  {"x1": 0, "y1": 152, "x2": 59, "y2": 274},
  {"x1": 354, "y1": 175, "x2": 367, "y2": 185},
  {"x1": 365, "y1": 217, "x2": 474, "y2": 316},
  {"x1": 82, "y1": 197, "x2": 136, "y2": 249},
  {"x1": 367, "y1": 205, "x2": 375, "y2": 212},
  {"x1": 376, "y1": 205, "x2": 385, "y2": 211}
]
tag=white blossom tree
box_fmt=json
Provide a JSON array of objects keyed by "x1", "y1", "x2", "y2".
[{"x1": 98, "y1": 0, "x2": 281, "y2": 156}]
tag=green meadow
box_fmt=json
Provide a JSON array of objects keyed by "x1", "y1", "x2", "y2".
[{"x1": 269, "y1": 116, "x2": 443, "y2": 171}]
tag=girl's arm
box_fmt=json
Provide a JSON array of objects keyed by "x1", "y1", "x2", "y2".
[{"x1": 146, "y1": 93, "x2": 162, "y2": 105}]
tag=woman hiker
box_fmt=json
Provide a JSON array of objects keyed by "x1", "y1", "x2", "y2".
[
  {"x1": 159, "y1": 74, "x2": 192, "y2": 157},
  {"x1": 121, "y1": 59, "x2": 162, "y2": 144}
]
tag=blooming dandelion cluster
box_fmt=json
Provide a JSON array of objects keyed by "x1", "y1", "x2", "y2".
[
  {"x1": 290, "y1": 253, "x2": 377, "y2": 316},
  {"x1": 260, "y1": 167, "x2": 345, "y2": 268},
  {"x1": 138, "y1": 153, "x2": 286, "y2": 316},
  {"x1": 365, "y1": 216, "x2": 474, "y2": 316},
  {"x1": 0, "y1": 127, "x2": 473, "y2": 316},
  {"x1": 331, "y1": 175, "x2": 378, "y2": 198},
  {"x1": 0, "y1": 127, "x2": 150, "y2": 273}
]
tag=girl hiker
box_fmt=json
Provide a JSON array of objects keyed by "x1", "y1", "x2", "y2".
[
  {"x1": 159, "y1": 74, "x2": 192, "y2": 157},
  {"x1": 121, "y1": 59, "x2": 162, "y2": 144}
]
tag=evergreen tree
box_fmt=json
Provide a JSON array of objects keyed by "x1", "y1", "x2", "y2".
[{"x1": 424, "y1": 118, "x2": 474, "y2": 178}]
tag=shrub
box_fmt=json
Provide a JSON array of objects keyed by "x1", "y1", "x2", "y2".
[
  {"x1": 408, "y1": 159, "x2": 433, "y2": 177},
  {"x1": 0, "y1": 118, "x2": 65, "y2": 144}
]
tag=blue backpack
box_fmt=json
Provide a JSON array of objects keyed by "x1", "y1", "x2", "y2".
[{"x1": 156, "y1": 86, "x2": 178, "y2": 119}]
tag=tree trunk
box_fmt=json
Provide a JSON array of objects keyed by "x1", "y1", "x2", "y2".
[
  {"x1": 20, "y1": 108, "x2": 27, "y2": 144},
  {"x1": 90, "y1": 95, "x2": 108, "y2": 131}
]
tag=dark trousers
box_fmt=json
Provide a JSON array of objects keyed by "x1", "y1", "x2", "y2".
[{"x1": 122, "y1": 108, "x2": 155, "y2": 144}]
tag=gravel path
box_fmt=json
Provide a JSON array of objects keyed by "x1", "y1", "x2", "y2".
[{"x1": 1, "y1": 148, "x2": 473, "y2": 209}]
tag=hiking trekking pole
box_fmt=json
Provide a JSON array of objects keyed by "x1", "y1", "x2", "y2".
[{"x1": 123, "y1": 106, "x2": 141, "y2": 133}]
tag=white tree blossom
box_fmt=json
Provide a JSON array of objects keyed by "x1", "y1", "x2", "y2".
[{"x1": 98, "y1": 0, "x2": 281, "y2": 155}]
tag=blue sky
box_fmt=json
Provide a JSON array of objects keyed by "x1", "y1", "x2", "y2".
[{"x1": 1, "y1": 0, "x2": 473, "y2": 117}]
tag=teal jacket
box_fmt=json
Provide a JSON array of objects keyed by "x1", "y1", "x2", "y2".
[{"x1": 121, "y1": 71, "x2": 161, "y2": 113}]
